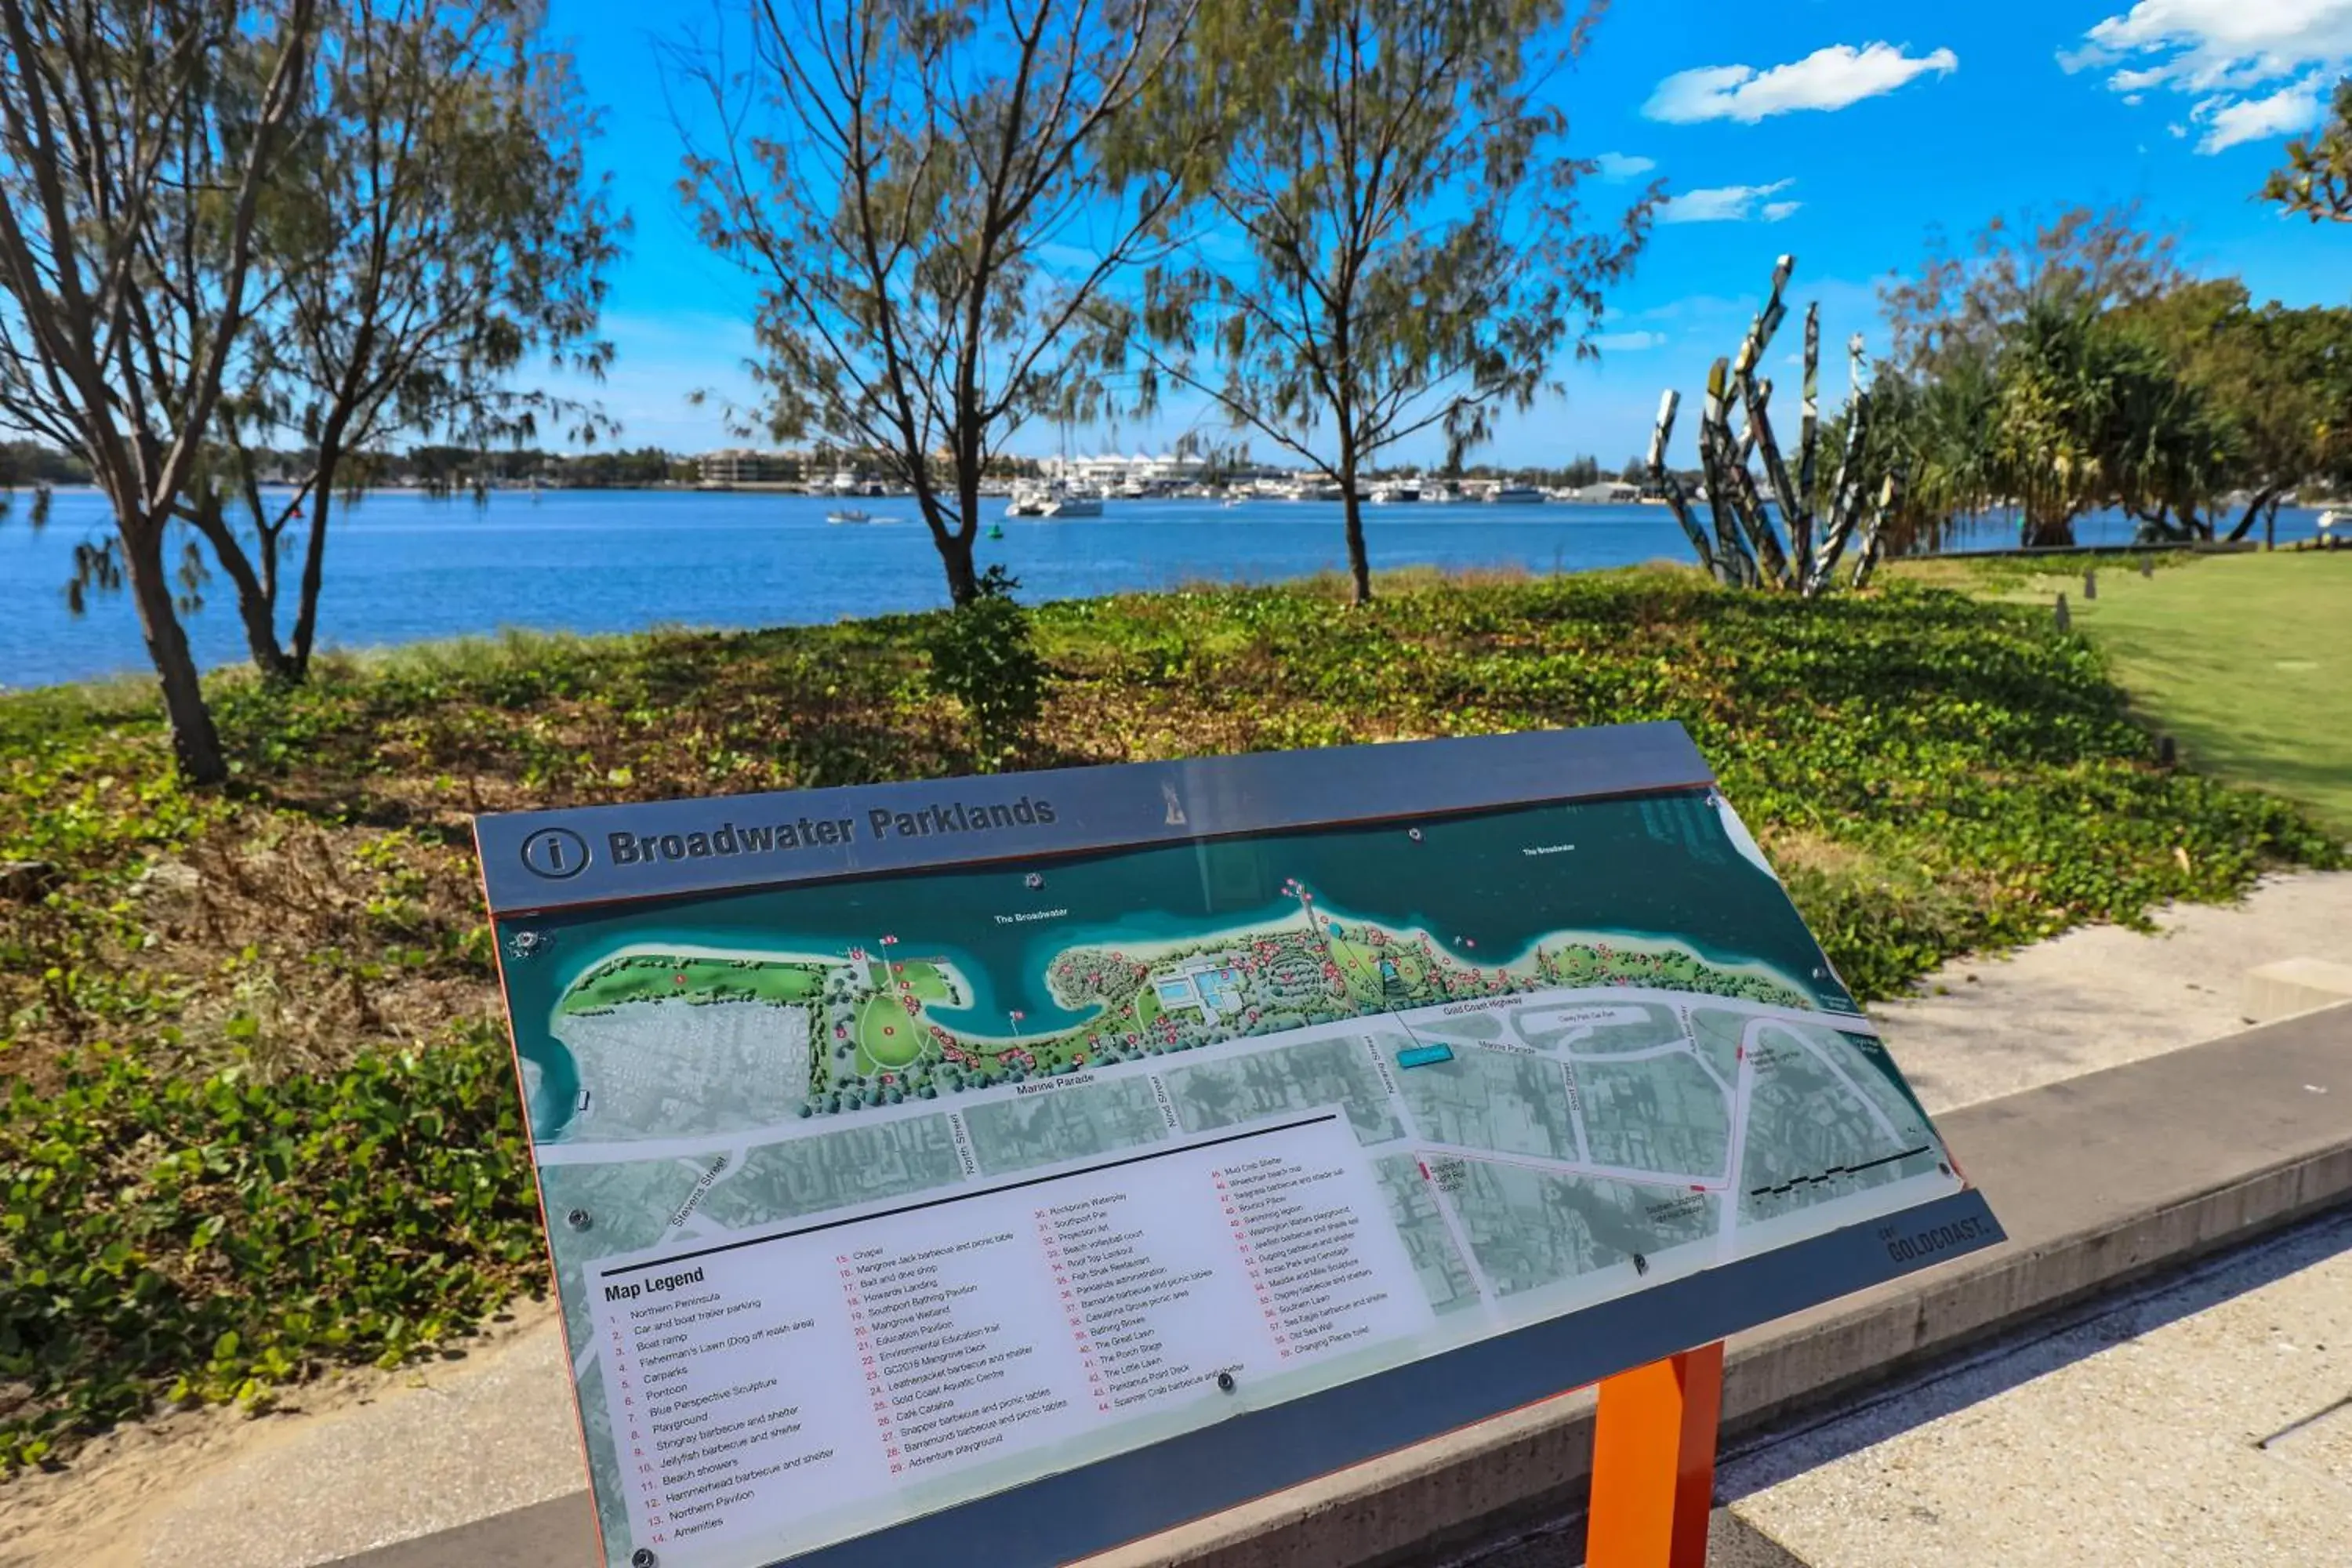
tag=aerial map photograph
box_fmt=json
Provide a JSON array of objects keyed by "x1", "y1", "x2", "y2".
[{"x1": 489, "y1": 781, "x2": 1971, "y2": 1566}]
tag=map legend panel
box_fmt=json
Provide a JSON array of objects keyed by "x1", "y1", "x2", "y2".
[{"x1": 583, "y1": 1114, "x2": 1429, "y2": 1566}]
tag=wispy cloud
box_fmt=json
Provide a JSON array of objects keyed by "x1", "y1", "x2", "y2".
[
  {"x1": 2063, "y1": 0, "x2": 2352, "y2": 154},
  {"x1": 1592, "y1": 330, "x2": 1667, "y2": 351},
  {"x1": 1593, "y1": 151, "x2": 1657, "y2": 182},
  {"x1": 2198, "y1": 76, "x2": 2329, "y2": 150},
  {"x1": 1657, "y1": 181, "x2": 1800, "y2": 224},
  {"x1": 1644, "y1": 43, "x2": 1958, "y2": 124}
]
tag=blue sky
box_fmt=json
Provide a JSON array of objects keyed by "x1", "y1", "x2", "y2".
[{"x1": 546, "y1": 0, "x2": 2352, "y2": 467}]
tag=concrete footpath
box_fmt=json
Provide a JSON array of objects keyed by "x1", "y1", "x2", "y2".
[
  {"x1": 1712, "y1": 1209, "x2": 2352, "y2": 1567},
  {"x1": 290, "y1": 999, "x2": 2352, "y2": 1568}
]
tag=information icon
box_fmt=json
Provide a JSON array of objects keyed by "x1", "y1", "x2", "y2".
[{"x1": 520, "y1": 827, "x2": 591, "y2": 880}]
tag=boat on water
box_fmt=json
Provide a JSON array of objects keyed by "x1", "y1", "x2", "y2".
[
  {"x1": 1488, "y1": 485, "x2": 1546, "y2": 505},
  {"x1": 1006, "y1": 487, "x2": 1051, "y2": 517},
  {"x1": 1043, "y1": 494, "x2": 1104, "y2": 518},
  {"x1": 1370, "y1": 481, "x2": 1422, "y2": 503},
  {"x1": 826, "y1": 508, "x2": 871, "y2": 524}
]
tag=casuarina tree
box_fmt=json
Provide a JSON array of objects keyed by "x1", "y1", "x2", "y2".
[
  {"x1": 1142, "y1": 0, "x2": 1653, "y2": 604},
  {"x1": 670, "y1": 0, "x2": 1214, "y2": 605},
  {"x1": 186, "y1": 0, "x2": 622, "y2": 683},
  {"x1": 0, "y1": 0, "x2": 321, "y2": 782}
]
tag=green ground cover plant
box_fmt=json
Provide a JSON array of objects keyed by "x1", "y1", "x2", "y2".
[{"x1": 2, "y1": 564, "x2": 2339, "y2": 1472}]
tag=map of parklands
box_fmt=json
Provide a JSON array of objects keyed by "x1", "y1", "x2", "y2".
[{"x1": 478, "y1": 742, "x2": 2002, "y2": 1568}]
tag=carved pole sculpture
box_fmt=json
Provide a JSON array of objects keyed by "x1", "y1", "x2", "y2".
[
  {"x1": 1647, "y1": 390, "x2": 1722, "y2": 582},
  {"x1": 1654, "y1": 256, "x2": 1887, "y2": 595},
  {"x1": 1852, "y1": 470, "x2": 1902, "y2": 588},
  {"x1": 1791, "y1": 304, "x2": 1820, "y2": 587}
]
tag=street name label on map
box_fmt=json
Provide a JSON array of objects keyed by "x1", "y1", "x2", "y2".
[
  {"x1": 587, "y1": 1114, "x2": 1423, "y2": 1563},
  {"x1": 481, "y1": 734, "x2": 2001, "y2": 1568}
]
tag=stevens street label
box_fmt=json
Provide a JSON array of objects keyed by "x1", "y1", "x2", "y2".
[{"x1": 583, "y1": 1113, "x2": 1431, "y2": 1568}]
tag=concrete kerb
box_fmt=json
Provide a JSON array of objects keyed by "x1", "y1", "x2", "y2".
[
  {"x1": 333, "y1": 1004, "x2": 2352, "y2": 1568},
  {"x1": 1072, "y1": 1002, "x2": 2352, "y2": 1568}
]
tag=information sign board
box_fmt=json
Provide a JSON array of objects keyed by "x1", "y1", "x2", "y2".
[{"x1": 476, "y1": 724, "x2": 2002, "y2": 1568}]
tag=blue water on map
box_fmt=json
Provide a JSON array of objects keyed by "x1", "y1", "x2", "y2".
[
  {"x1": 500, "y1": 792, "x2": 1838, "y2": 1141},
  {"x1": 4, "y1": 486, "x2": 2321, "y2": 691}
]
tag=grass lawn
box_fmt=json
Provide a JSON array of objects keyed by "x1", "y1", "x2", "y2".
[
  {"x1": 557, "y1": 955, "x2": 826, "y2": 1013},
  {"x1": 2071, "y1": 554, "x2": 2352, "y2": 836},
  {"x1": 890, "y1": 958, "x2": 955, "y2": 1004},
  {"x1": 1898, "y1": 552, "x2": 2352, "y2": 836},
  {"x1": 855, "y1": 991, "x2": 925, "y2": 1070}
]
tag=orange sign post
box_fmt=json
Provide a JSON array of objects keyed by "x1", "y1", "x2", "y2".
[{"x1": 1584, "y1": 1340, "x2": 1727, "y2": 1568}]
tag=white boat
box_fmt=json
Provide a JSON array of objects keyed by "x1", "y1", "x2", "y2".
[
  {"x1": 825, "y1": 507, "x2": 871, "y2": 524},
  {"x1": 1006, "y1": 488, "x2": 1051, "y2": 517},
  {"x1": 1043, "y1": 494, "x2": 1103, "y2": 518},
  {"x1": 1370, "y1": 481, "x2": 1421, "y2": 503},
  {"x1": 1488, "y1": 485, "x2": 1546, "y2": 504}
]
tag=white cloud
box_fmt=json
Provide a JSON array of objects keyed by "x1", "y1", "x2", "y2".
[
  {"x1": 2066, "y1": 0, "x2": 2352, "y2": 154},
  {"x1": 1594, "y1": 151, "x2": 1657, "y2": 182},
  {"x1": 1592, "y1": 330, "x2": 1666, "y2": 351},
  {"x1": 2196, "y1": 74, "x2": 2328, "y2": 147},
  {"x1": 1643, "y1": 43, "x2": 1959, "y2": 124},
  {"x1": 1657, "y1": 181, "x2": 1798, "y2": 224}
]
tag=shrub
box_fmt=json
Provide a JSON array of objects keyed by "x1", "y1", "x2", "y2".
[{"x1": 922, "y1": 565, "x2": 1048, "y2": 768}]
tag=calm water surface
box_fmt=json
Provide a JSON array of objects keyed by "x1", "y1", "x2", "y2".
[{"x1": 0, "y1": 487, "x2": 2325, "y2": 691}]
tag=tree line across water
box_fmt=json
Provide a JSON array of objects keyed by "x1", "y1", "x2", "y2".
[{"x1": 2, "y1": 0, "x2": 2350, "y2": 783}]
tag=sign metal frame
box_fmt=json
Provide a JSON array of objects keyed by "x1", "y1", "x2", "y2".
[{"x1": 475, "y1": 723, "x2": 2003, "y2": 1568}]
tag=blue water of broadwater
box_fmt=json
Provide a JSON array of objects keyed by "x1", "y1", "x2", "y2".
[{"x1": 1, "y1": 486, "x2": 2330, "y2": 691}]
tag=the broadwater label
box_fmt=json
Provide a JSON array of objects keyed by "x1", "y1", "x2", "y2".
[{"x1": 582, "y1": 1114, "x2": 1431, "y2": 1568}]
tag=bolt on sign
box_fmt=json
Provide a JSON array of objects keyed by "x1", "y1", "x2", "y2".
[{"x1": 475, "y1": 724, "x2": 2002, "y2": 1568}]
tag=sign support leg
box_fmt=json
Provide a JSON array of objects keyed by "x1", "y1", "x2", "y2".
[{"x1": 1585, "y1": 1340, "x2": 1724, "y2": 1568}]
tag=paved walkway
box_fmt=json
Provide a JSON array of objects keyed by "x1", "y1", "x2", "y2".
[
  {"x1": 1717, "y1": 1211, "x2": 2352, "y2": 1567},
  {"x1": 1875, "y1": 871, "x2": 2352, "y2": 1114},
  {"x1": 12, "y1": 872, "x2": 2350, "y2": 1566}
]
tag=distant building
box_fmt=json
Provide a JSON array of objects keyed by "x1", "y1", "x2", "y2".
[
  {"x1": 1040, "y1": 450, "x2": 1210, "y2": 492},
  {"x1": 697, "y1": 448, "x2": 803, "y2": 486}
]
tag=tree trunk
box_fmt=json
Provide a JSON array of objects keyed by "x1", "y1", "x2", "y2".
[
  {"x1": 2020, "y1": 506, "x2": 2076, "y2": 548},
  {"x1": 289, "y1": 444, "x2": 339, "y2": 677},
  {"x1": 2223, "y1": 485, "x2": 2282, "y2": 545},
  {"x1": 186, "y1": 485, "x2": 293, "y2": 681},
  {"x1": 938, "y1": 525, "x2": 980, "y2": 605},
  {"x1": 949, "y1": 465, "x2": 985, "y2": 605},
  {"x1": 1338, "y1": 453, "x2": 1371, "y2": 605},
  {"x1": 122, "y1": 517, "x2": 227, "y2": 785}
]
